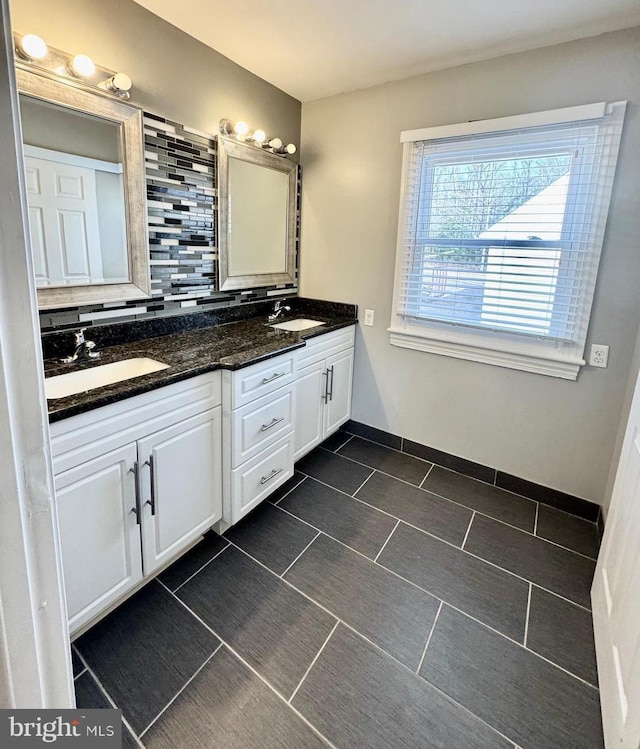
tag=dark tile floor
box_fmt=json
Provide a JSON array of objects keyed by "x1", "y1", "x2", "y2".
[{"x1": 73, "y1": 431, "x2": 604, "y2": 749}]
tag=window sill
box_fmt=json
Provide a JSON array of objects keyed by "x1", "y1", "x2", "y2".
[{"x1": 388, "y1": 326, "x2": 585, "y2": 380}]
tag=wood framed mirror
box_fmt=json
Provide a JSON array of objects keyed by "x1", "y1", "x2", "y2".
[
  {"x1": 17, "y1": 67, "x2": 150, "y2": 309},
  {"x1": 218, "y1": 135, "x2": 297, "y2": 291}
]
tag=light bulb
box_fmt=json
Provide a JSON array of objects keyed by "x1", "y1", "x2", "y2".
[
  {"x1": 285, "y1": 143, "x2": 297, "y2": 155},
  {"x1": 269, "y1": 137, "x2": 283, "y2": 150},
  {"x1": 100, "y1": 72, "x2": 133, "y2": 93},
  {"x1": 18, "y1": 33, "x2": 48, "y2": 61},
  {"x1": 234, "y1": 121, "x2": 249, "y2": 136},
  {"x1": 253, "y1": 129, "x2": 266, "y2": 144},
  {"x1": 70, "y1": 54, "x2": 96, "y2": 78}
]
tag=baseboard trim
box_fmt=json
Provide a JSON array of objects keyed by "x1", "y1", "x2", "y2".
[{"x1": 342, "y1": 420, "x2": 600, "y2": 522}]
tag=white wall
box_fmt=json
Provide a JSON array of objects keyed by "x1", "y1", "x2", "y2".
[{"x1": 300, "y1": 27, "x2": 640, "y2": 504}]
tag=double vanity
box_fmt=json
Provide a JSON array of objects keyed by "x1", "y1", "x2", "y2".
[{"x1": 44, "y1": 302, "x2": 356, "y2": 635}]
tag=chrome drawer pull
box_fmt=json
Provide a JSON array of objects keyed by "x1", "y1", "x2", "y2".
[
  {"x1": 261, "y1": 416, "x2": 284, "y2": 432},
  {"x1": 261, "y1": 371, "x2": 286, "y2": 385},
  {"x1": 260, "y1": 468, "x2": 283, "y2": 485}
]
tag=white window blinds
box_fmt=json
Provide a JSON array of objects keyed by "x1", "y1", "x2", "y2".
[{"x1": 395, "y1": 104, "x2": 625, "y2": 343}]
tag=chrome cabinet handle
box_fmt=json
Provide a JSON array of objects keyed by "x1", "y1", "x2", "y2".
[
  {"x1": 129, "y1": 462, "x2": 141, "y2": 525},
  {"x1": 261, "y1": 371, "x2": 286, "y2": 385},
  {"x1": 261, "y1": 416, "x2": 284, "y2": 432},
  {"x1": 328, "y1": 366, "x2": 335, "y2": 402},
  {"x1": 322, "y1": 370, "x2": 328, "y2": 403},
  {"x1": 143, "y1": 456, "x2": 156, "y2": 515},
  {"x1": 260, "y1": 468, "x2": 283, "y2": 485}
]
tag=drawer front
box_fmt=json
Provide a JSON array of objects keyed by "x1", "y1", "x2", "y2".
[
  {"x1": 232, "y1": 352, "x2": 296, "y2": 409},
  {"x1": 231, "y1": 433, "x2": 294, "y2": 523},
  {"x1": 297, "y1": 326, "x2": 355, "y2": 370},
  {"x1": 232, "y1": 384, "x2": 295, "y2": 467}
]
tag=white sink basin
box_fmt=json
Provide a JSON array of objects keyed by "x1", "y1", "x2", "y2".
[
  {"x1": 270, "y1": 318, "x2": 326, "y2": 332},
  {"x1": 45, "y1": 358, "x2": 170, "y2": 400}
]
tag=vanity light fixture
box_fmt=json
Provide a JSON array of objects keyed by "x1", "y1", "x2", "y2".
[
  {"x1": 69, "y1": 53, "x2": 96, "y2": 79},
  {"x1": 219, "y1": 119, "x2": 297, "y2": 158},
  {"x1": 14, "y1": 33, "x2": 134, "y2": 101},
  {"x1": 16, "y1": 33, "x2": 48, "y2": 61}
]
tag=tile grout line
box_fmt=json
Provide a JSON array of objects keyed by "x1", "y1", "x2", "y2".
[
  {"x1": 523, "y1": 583, "x2": 532, "y2": 647},
  {"x1": 419, "y1": 463, "x2": 435, "y2": 489},
  {"x1": 165, "y1": 550, "x2": 519, "y2": 748},
  {"x1": 344, "y1": 428, "x2": 599, "y2": 524},
  {"x1": 156, "y1": 579, "x2": 341, "y2": 749},
  {"x1": 351, "y1": 469, "x2": 376, "y2": 497},
  {"x1": 273, "y1": 489, "x2": 594, "y2": 614},
  {"x1": 416, "y1": 600, "x2": 443, "y2": 674},
  {"x1": 301, "y1": 469, "x2": 598, "y2": 562},
  {"x1": 173, "y1": 543, "x2": 231, "y2": 593},
  {"x1": 461, "y1": 511, "x2": 476, "y2": 550},
  {"x1": 272, "y1": 475, "x2": 308, "y2": 506},
  {"x1": 335, "y1": 434, "x2": 354, "y2": 451},
  {"x1": 73, "y1": 668, "x2": 87, "y2": 681},
  {"x1": 140, "y1": 643, "x2": 223, "y2": 737},
  {"x1": 280, "y1": 531, "x2": 321, "y2": 577},
  {"x1": 533, "y1": 502, "x2": 540, "y2": 535},
  {"x1": 373, "y1": 519, "x2": 401, "y2": 562},
  {"x1": 73, "y1": 649, "x2": 146, "y2": 748},
  {"x1": 224, "y1": 536, "x2": 599, "y2": 691},
  {"x1": 287, "y1": 620, "x2": 339, "y2": 704}
]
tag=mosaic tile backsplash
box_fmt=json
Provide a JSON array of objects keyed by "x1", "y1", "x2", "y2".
[{"x1": 38, "y1": 113, "x2": 299, "y2": 332}]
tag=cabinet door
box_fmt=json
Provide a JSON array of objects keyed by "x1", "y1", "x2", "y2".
[
  {"x1": 54, "y1": 443, "x2": 142, "y2": 635},
  {"x1": 324, "y1": 348, "x2": 354, "y2": 437},
  {"x1": 294, "y1": 359, "x2": 327, "y2": 461},
  {"x1": 139, "y1": 407, "x2": 222, "y2": 576}
]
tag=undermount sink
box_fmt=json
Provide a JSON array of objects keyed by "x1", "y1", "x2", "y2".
[
  {"x1": 269, "y1": 318, "x2": 327, "y2": 332},
  {"x1": 45, "y1": 358, "x2": 170, "y2": 400}
]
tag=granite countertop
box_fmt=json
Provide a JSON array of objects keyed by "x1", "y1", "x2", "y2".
[{"x1": 45, "y1": 314, "x2": 356, "y2": 422}]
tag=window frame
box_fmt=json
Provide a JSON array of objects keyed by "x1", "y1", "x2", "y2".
[{"x1": 389, "y1": 102, "x2": 626, "y2": 380}]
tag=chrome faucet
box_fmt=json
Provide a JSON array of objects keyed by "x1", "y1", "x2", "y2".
[
  {"x1": 268, "y1": 300, "x2": 291, "y2": 323},
  {"x1": 61, "y1": 328, "x2": 101, "y2": 364}
]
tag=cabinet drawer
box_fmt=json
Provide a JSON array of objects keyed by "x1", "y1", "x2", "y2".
[
  {"x1": 231, "y1": 433, "x2": 294, "y2": 523},
  {"x1": 232, "y1": 384, "x2": 295, "y2": 467},
  {"x1": 230, "y1": 352, "x2": 296, "y2": 409},
  {"x1": 297, "y1": 326, "x2": 355, "y2": 369}
]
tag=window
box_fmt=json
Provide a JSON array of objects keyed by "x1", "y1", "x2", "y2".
[{"x1": 390, "y1": 103, "x2": 626, "y2": 379}]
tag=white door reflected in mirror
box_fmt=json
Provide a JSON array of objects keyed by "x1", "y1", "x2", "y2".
[{"x1": 20, "y1": 95, "x2": 128, "y2": 288}]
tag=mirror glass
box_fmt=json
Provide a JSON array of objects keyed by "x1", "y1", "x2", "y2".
[
  {"x1": 218, "y1": 136, "x2": 297, "y2": 291},
  {"x1": 19, "y1": 95, "x2": 128, "y2": 288},
  {"x1": 16, "y1": 67, "x2": 149, "y2": 309}
]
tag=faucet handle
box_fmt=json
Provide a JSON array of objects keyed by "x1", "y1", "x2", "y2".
[{"x1": 74, "y1": 327, "x2": 87, "y2": 344}]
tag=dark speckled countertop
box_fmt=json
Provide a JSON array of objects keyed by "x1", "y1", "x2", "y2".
[{"x1": 45, "y1": 313, "x2": 356, "y2": 423}]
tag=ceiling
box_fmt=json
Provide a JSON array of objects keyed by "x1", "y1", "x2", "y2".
[{"x1": 133, "y1": 0, "x2": 640, "y2": 102}]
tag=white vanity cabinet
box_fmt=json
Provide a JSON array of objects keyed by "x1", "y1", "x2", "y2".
[
  {"x1": 295, "y1": 326, "x2": 355, "y2": 460},
  {"x1": 222, "y1": 352, "x2": 297, "y2": 525},
  {"x1": 50, "y1": 372, "x2": 222, "y2": 635}
]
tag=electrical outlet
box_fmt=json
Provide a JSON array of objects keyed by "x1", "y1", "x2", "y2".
[
  {"x1": 364, "y1": 309, "x2": 375, "y2": 326},
  {"x1": 589, "y1": 344, "x2": 609, "y2": 368}
]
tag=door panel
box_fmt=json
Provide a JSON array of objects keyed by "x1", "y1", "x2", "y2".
[
  {"x1": 324, "y1": 348, "x2": 354, "y2": 437},
  {"x1": 294, "y1": 360, "x2": 326, "y2": 460},
  {"x1": 54, "y1": 443, "x2": 142, "y2": 634},
  {"x1": 593, "y1": 372, "x2": 640, "y2": 747},
  {"x1": 139, "y1": 407, "x2": 222, "y2": 575},
  {"x1": 24, "y1": 155, "x2": 103, "y2": 285}
]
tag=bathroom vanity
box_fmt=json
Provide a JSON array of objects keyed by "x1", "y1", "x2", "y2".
[{"x1": 45, "y1": 307, "x2": 356, "y2": 635}]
